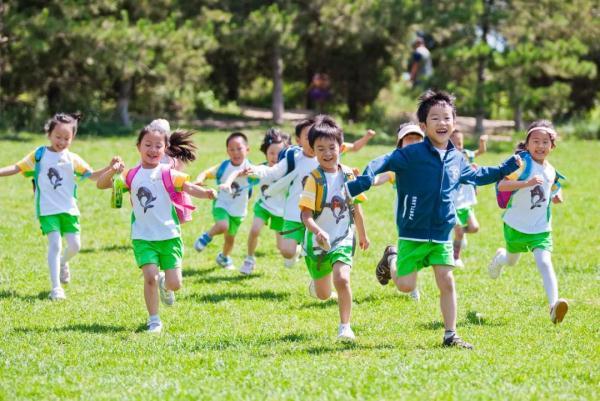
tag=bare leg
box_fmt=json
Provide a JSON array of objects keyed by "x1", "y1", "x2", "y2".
[
  {"x1": 164, "y1": 267, "x2": 182, "y2": 292},
  {"x1": 332, "y1": 262, "x2": 352, "y2": 324},
  {"x1": 247, "y1": 218, "x2": 264, "y2": 257},
  {"x1": 433, "y1": 265, "x2": 456, "y2": 331},
  {"x1": 142, "y1": 264, "x2": 160, "y2": 316},
  {"x1": 223, "y1": 233, "x2": 236, "y2": 257}
]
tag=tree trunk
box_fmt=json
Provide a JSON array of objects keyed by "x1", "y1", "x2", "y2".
[
  {"x1": 271, "y1": 45, "x2": 284, "y2": 125},
  {"x1": 513, "y1": 102, "x2": 523, "y2": 131},
  {"x1": 475, "y1": 0, "x2": 493, "y2": 136},
  {"x1": 0, "y1": 0, "x2": 5, "y2": 111},
  {"x1": 116, "y1": 78, "x2": 132, "y2": 127}
]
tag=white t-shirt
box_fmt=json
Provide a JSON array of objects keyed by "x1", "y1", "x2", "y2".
[
  {"x1": 17, "y1": 148, "x2": 92, "y2": 217},
  {"x1": 127, "y1": 165, "x2": 189, "y2": 241},
  {"x1": 299, "y1": 169, "x2": 359, "y2": 255},
  {"x1": 434, "y1": 147, "x2": 447, "y2": 160},
  {"x1": 454, "y1": 183, "x2": 477, "y2": 209},
  {"x1": 503, "y1": 160, "x2": 557, "y2": 234},
  {"x1": 256, "y1": 169, "x2": 285, "y2": 217},
  {"x1": 209, "y1": 159, "x2": 252, "y2": 217}
]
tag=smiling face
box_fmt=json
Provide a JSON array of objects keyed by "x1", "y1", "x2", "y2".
[
  {"x1": 266, "y1": 142, "x2": 285, "y2": 166},
  {"x1": 313, "y1": 136, "x2": 340, "y2": 173},
  {"x1": 526, "y1": 130, "x2": 554, "y2": 163},
  {"x1": 420, "y1": 103, "x2": 455, "y2": 149},
  {"x1": 137, "y1": 130, "x2": 166, "y2": 168},
  {"x1": 47, "y1": 123, "x2": 75, "y2": 152},
  {"x1": 227, "y1": 136, "x2": 249, "y2": 166},
  {"x1": 298, "y1": 126, "x2": 314, "y2": 157}
]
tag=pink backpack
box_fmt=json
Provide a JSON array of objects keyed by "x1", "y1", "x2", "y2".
[{"x1": 125, "y1": 165, "x2": 195, "y2": 224}]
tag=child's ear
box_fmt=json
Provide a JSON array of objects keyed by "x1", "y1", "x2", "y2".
[{"x1": 419, "y1": 122, "x2": 426, "y2": 132}]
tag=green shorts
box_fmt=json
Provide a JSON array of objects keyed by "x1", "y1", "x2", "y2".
[
  {"x1": 213, "y1": 206, "x2": 244, "y2": 236},
  {"x1": 305, "y1": 246, "x2": 353, "y2": 280},
  {"x1": 254, "y1": 202, "x2": 284, "y2": 232},
  {"x1": 456, "y1": 207, "x2": 474, "y2": 227},
  {"x1": 395, "y1": 239, "x2": 454, "y2": 277},
  {"x1": 39, "y1": 213, "x2": 80, "y2": 235},
  {"x1": 503, "y1": 224, "x2": 553, "y2": 253},
  {"x1": 281, "y1": 219, "x2": 305, "y2": 243},
  {"x1": 132, "y1": 237, "x2": 183, "y2": 270}
]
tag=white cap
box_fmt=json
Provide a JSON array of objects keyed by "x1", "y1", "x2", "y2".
[
  {"x1": 149, "y1": 119, "x2": 171, "y2": 134},
  {"x1": 397, "y1": 124, "x2": 424, "y2": 143}
]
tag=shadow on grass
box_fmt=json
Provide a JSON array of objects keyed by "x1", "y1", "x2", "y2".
[
  {"x1": 298, "y1": 299, "x2": 337, "y2": 309},
  {"x1": 13, "y1": 323, "x2": 129, "y2": 334},
  {"x1": 79, "y1": 244, "x2": 131, "y2": 254},
  {"x1": 421, "y1": 312, "x2": 507, "y2": 331},
  {"x1": 0, "y1": 290, "x2": 48, "y2": 301},
  {"x1": 194, "y1": 273, "x2": 263, "y2": 284},
  {"x1": 182, "y1": 267, "x2": 219, "y2": 278},
  {"x1": 301, "y1": 342, "x2": 396, "y2": 355},
  {"x1": 184, "y1": 290, "x2": 289, "y2": 303},
  {"x1": 0, "y1": 134, "x2": 34, "y2": 142}
]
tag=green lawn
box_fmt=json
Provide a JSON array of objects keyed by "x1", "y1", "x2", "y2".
[{"x1": 1, "y1": 128, "x2": 598, "y2": 400}]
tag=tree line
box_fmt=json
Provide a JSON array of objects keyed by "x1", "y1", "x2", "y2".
[{"x1": 0, "y1": 0, "x2": 598, "y2": 131}]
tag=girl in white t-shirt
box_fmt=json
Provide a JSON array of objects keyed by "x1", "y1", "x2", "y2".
[
  {"x1": 0, "y1": 113, "x2": 116, "y2": 300},
  {"x1": 240, "y1": 128, "x2": 291, "y2": 275},
  {"x1": 97, "y1": 125, "x2": 215, "y2": 334},
  {"x1": 488, "y1": 120, "x2": 568, "y2": 324}
]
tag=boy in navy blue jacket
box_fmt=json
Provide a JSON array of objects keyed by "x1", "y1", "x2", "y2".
[{"x1": 346, "y1": 90, "x2": 521, "y2": 349}]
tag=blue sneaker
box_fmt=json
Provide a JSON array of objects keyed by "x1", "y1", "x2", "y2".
[
  {"x1": 194, "y1": 232, "x2": 212, "y2": 252},
  {"x1": 216, "y1": 253, "x2": 235, "y2": 270}
]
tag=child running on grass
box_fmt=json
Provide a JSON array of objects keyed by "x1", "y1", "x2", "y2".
[
  {"x1": 488, "y1": 120, "x2": 568, "y2": 324},
  {"x1": 346, "y1": 90, "x2": 521, "y2": 349},
  {"x1": 299, "y1": 115, "x2": 369, "y2": 341},
  {"x1": 450, "y1": 129, "x2": 488, "y2": 267},
  {"x1": 241, "y1": 128, "x2": 291, "y2": 274},
  {"x1": 0, "y1": 113, "x2": 116, "y2": 300},
  {"x1": 193, "y1": 132, "x2": 256, "y2": 270},
  {"x1": 373, "y1": 123, "x2": 424, "y2": 301},
  {"x1": 97, "y1": 125, "x2": 215, "y2": 333}
]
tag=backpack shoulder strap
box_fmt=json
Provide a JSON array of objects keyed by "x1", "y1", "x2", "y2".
[
  {"x1": 311, "y1": 167, "x2": 327, "y2": 215},
  {"x1": 517, "y1": 152, "x2": 533, "y2": 181},
  {"x1": 286, "y1": 148, "x2": 296, "y2": 174},
  {"x1": 215, "y1": 160, "x2": 230, "y2": 184},
  {"x1": 34, "y1": 146, "x2": 46, "y2": 163},
  {"x1": 160, "y1": 166, "x2": 176, "y2": 197},
  {"x1": 125, "y1": 164, "x2": 142, "y2": 189}
]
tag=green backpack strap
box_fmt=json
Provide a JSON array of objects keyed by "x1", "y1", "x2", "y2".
[{"x1": 33, "y1": 146, "x2": 46, "y2": 218}]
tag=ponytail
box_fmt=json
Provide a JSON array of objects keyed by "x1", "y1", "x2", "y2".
[
  {"x1": 166, "y1": 129, "x2": 197, "y2": 164},
  {"x1": 44, "y1": 112, "x2": 83, "y2": 136}
]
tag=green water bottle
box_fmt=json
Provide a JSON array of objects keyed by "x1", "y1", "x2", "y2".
[{"x1": 111, "y1": 174, "x2": 124, "y2": 209}]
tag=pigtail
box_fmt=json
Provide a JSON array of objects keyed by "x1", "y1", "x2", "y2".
[
  {"x1": 166, "y1": 129, "x2": 197, "y2": 164},
  {"x1": 44, "y1": 112, "x2": 82, "y2": 135}
]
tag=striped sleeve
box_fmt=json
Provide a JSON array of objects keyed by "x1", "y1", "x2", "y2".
[
  {"x1": 70, "y1": 152, "x2": 93, "y2": 179},
  {"x1": 202, "y1": 165, "x2": 219, "y2": 180},
  {"x1": 16, "y1": 151, "x2": 36, "y2": 177},
  {"x1": 171, "y1": 170, "x2": 190, "y2": 192},
  {"x1": 299, "y1": 174, "x2": 317, "y2": 211}
]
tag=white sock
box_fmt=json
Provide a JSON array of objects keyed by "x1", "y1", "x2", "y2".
[
  {"x1": 339, "y1": 323, "x2": 350, "y2": 329},
  {"x1": 61, "y1": 233, "x2": 81, "y2": 266},
  {"x1": 47, "y1": 231, "x2": 62, "y2": 290},
  {"x1": 149, "y1": 314, "x2": 160, "y2": 322},
  {"x1": 533, "y1": 248, "x2": 559, "y2": 306}
]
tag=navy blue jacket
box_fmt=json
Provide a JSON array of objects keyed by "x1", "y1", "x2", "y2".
[{"x1": 347, "y1": 137, "x2": 519, "y2": 242}]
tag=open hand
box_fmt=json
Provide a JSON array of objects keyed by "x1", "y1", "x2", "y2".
[
  {"x1": 359, "y1": 235, "x2": 370, "y2": 251},
  {"x1": 218, "y1": 183, "x2": 232, "y2": 193}
]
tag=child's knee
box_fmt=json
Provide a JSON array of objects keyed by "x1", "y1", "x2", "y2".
[
  {"x1": 214, "y1": 220, "x2": 228, "y2": 233},
  {"x1": 437, "y1": 274, "x2": 455, "y2": 294},
  {"x1": 280, "y1": 243, "x2": 297, "y2": 259},
  {"x1": 145, "y1": 274, "x2": 158, "y2": 287},
  {"x1": 316, "y1": 287, "x2": 331, "y2": 300},
  {"x1": 396, "y1": 282, "x2": 416, "y2": 293},
  {"x1": 467, "y1": 224, "x2": 479, "y2": 234},
  {"x1": 167, "y1": 278, "x2": 182, "y2": 291}
]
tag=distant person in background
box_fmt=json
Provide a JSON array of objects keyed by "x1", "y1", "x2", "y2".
[
  {"x1": 308, "y1": 73, "x2": 332, "y2": 112},
  {"x1": 409, "y1": 37, "x2": 433, "y2": 87}
]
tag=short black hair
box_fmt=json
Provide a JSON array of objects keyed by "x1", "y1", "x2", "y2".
[
  {"x1": 308, "y1": 115, "x2": 343, "y2": 148},
  {"x1": 295, "y1": 118, "x2": 315, "y2": 138},
  {"x1": 226, "y1": 131, "x2": 248, "y2": 147},
  {"x1": 416, "y1": 89, "x2": 456, "y2": 123},
  {"x1": 259, "y1": 128, "x2": 290, "y2": 154}
]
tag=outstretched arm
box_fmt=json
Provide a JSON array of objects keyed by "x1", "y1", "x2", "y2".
[
  {"x1": 475, "y1": 134, "x2": 488, "y2": 157},
  {"x1": 0, "y1": 165, "x2": 21, "y2": 177},
  {"x1": 88, "y1": 156, "x2": 123, "y2": 182},
  {"x1": 497, "y1": 175, "x2": 543, "y2": 191},
  {"x1": 97, "y1": 161, "x2": 124, "y2": 189},
  {"x1": 183, "y1": 182, "x2": 217, "y2": 200},
  {"x1": 460, "y1": 154, "x2": 521, "y2": 187},
  {"x1": 346, "y1": 149, "x2": 406, "y2": 197},
  {"x1": 344, "y1": 129, "x2": 376, "y2": 153}
]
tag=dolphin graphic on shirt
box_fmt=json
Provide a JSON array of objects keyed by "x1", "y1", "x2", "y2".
[
  {"x1": 47, "y1": 167, "x2": 63, "y2": 189},
  {"x1": 136, "y1": 187, "x2": 156, "y2": 213},
  {"x1": 231, "y1": 182, "x2": 242, "y2": 199},
  {"x1": 530, "y1": 185, "x2": 546, "y2": 209}
]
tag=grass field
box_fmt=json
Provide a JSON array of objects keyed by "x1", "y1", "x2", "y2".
[{"x1": 1, "y1": 127, "x2": 599, "y2": 400}]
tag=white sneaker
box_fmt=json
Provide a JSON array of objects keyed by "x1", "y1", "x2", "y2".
[
  {"x1": 409, "y1": 288, "x2": 420, "y2": 301},
  {"x1": 60, "y1": 263, "x2": 70, "y2": 284},
  {"x1": 216, "y1": 253, "x2": 235, "y2": 270},
  {"x1": 158, "y1": 272, "x2": 175, "y2": 307},
  {"x1": 240, "y1": 256, "x2": 256, "y2": 275},
  {"x1": 454, "y1": 258, "x2": 464, "y2": 268},
  {"x1": 337, "y1": 324, "x2": 356, "y2": 342},
  {"x1": 147, "y1": 319, "x2": 163, "y2": 334},
  {"x1": 488, "y1": 248, "x2": 506, "y2": 279},
  {"x1": 49, "y1": 287, "x2": 66, "y2": 301},
  {"x1": 550, "y1": 298, "x2": 569, "y2": 324}
]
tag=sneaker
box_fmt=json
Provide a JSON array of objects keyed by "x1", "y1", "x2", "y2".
[
  {"x1": 240, "y1": 256, "x2": 256, "y2": 275},
  {"x1": 147, "y1": 319, "x2": 163, "y2": 334},
  {"x1": 488, "y1": 248, "x2": 506, "y2": 279},
  {"x1": 550, "y1": 298, "x2": 569, "y2": 324},
  {"x1": 49, "y1": 287, "x2": 66, "y2": 301},
  {"x1": 375, "y1": 245, "x2": 396, "y2": 285},
  {"x1": 454, "y1": 258, "x2": 464, "y2": 268},
  {"x1": 409, "y1": 288, "x2": 420, "y2": 301},
  {"x1": 442, "y1": 334, "x2": 473, "y2": 349},
  {"x1": 158, "y1": 272, "x2": 175, "y2": 307},
  {"x1": 461, "y1": 235, "x2": 468, "y2": 249},
  {"x1": 193, "y1": 232, "x2": 211, "y2": 253},
  {"x1": 283, "y1": 245, "x2": 302, "y2": 268},
  {"x1": 216, "y1": 253, "x2": 235, "y2": 270},
  {"x1": 60, "y1": 263, "x2": 70, "y2": 284},
  {"x1": 337, "y1": 324, "x2": 356, "y2": 342}
]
